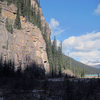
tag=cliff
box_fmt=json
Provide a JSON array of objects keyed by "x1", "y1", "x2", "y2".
[
  {"x1": 31, "y1": 0, "x2": 51, "y2": 40},
  {"x1": 0, "y1": 1, "x2": 51, "y2": 73}
]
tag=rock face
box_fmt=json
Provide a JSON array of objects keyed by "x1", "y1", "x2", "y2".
[{"x1": 0, "y1": 1, "x2": 50, "y2": 73}]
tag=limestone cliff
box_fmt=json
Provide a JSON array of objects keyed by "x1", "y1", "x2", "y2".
[
  {"x1": 31, "y1": 0, "x2": 51, "y2": 40},
  {"x1": 0, "y1": 1, "x2": 50, "y2": 73}
]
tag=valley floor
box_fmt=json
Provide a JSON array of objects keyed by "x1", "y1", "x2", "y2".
[{"x1": 0, "y1": 78, "x2": 100, "y2": 100}]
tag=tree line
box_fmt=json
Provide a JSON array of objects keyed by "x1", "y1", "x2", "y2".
[{"x1": 0, "y1": 57, "x2": 45, "y2": 89}]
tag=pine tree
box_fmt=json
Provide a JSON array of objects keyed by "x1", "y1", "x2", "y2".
[
  {"x1": 43, "y1": 24, "x2": 54, "y2": 77},
  {"x1": 47, "y1": 40, "x2": 54, "y2": 77},
  {"x1": 52, "y1": 36, "x2": 58, "y2": 76},
  {"x1": 0, "y1": 6, "x2": 2, "y2": 15},
  {"x1": 37, "y1": 8, "x2": 41, "y2": 30},
  {"x1": 17, "y1": 0, "x2": 25, "y2": 16},
  {"x1": 7, "y1": 0, "x2": 12, "y2": 5},
  {"x1": 58, "y1": 42, "x2": 63, "y2": 76},
  {"x1": 0, "y1": 0, "x2": 4, "y2": 2},
  {"x1": 14, "y1": 8, "x2": 21, "y2": 29},
  {"x1": 5, "y1": 18, "x2": 13, "y2": 34},
  {"x1": 31, "y1": 3, "x2": 37, "y2": 25},
  {"x1": 43, "y1": 24, "x2": 48, "y2": 42},
  {"x1": 26, "y1": 0, "x2": 31, "y2": 21}
]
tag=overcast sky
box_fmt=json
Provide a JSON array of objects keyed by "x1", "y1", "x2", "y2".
[{"x1": 41, "y1": 0, "x2": 100, "y2": 66}]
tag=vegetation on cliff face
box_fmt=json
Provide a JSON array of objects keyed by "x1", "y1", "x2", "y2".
[
  {"x1": 44, "y1": 30, "x2": 64, "y2": 77},
  {"x1": 5, "y1": 18, "x2": 13, "y2": 34},
  {"x1": 0, "y1": 0, "x2": 41, "y2": 29},
  {"x1": 0, "y1": 6, "x2": 1, "y2": 14},
  {"x1": 14, "y1": 8, "x2": 21, "y2": 29}
]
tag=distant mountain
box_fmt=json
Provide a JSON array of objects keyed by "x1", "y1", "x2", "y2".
[
  {"x1": 64, "y1": 55, "x2": 100, "y2": 74},
  {"x1": 92, "y1": 65, "x2": 100, "y2": 69}
]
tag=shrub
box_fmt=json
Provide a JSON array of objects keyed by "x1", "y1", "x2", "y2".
[{"x1": 2, "y1": 45, "x2": 7, "y2": 49}]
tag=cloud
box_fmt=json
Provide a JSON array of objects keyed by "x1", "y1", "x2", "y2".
[
  {"x1": 49, "y1": 18, "x2": 64, "y2": 36},
  {"x1": 53, "y1": 28, "x2": 65, "y2": 36},
  {"x1": 49, "y1": 18, "x2": 59, "y2": 29},
  {"x1": 70, "y1": 51, "x2": 100, "y2": 65},
  {"x1": 62, "y1": 31, "x2": 100, "y2": 66},
  {"x1": 88, "y1": 60, "x2": 100, "y2": 66},
  {"x1": 55, "y1": 40, "x2": 61, "y2": 47},
  {"x1": 94, "y1": 3, "x2": 100, "y2": 15}
]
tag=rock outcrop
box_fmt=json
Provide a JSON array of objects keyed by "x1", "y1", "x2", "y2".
[
  {"x1": 31, "y1": 0, "x2": 51, "y2": 40},
  {"x1": 0, "y1": 1, "x2": 50, "y2": 73}
]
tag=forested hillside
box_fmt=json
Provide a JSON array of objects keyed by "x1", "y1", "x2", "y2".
[{"x1": 64, "y1": 55, "x2": 100, "y2": 74}]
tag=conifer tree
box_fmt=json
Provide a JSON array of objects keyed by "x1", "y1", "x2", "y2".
[
  {"x1": 14, "y1": 8, "x2": 21, "y2": 29},
  {"x1": 52, "y1": 36, "x2": 58, "y2": 76},
  {"x1": 18, "y1": 0, "x2": 24, "y2": 16},
  {"x1": 58, "y1": 42, "x2": 63, "y2": 76},
  {"x1": 0, "y1": 6, "x2": 2, "y2": 15},
  {"x1": 43, "y1": 24, "x2": 54, "y2": 77},
  {"x1": 31, "y1": 3, "x2": 37, "y2": 25},
  {"x1": 47, "y1": 39, "x2": 54, "y2": 77},
  {"x1": 5, "y1": 18, "x2": 13, "y2": 34},
  {"x1": 26, "y1": 0, "x2": 31, "y2": 21},
  {"x1": 37, "y1": 8, "x2": 41, "y2": 30}
]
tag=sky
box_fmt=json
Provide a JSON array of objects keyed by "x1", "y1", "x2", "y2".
[{"x1": 41, "y1": 0, "x2": 100, "y2": 67}]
